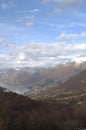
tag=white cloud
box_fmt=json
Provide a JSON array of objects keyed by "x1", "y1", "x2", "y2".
[
  {"x1": 42, "y1": 0, "x2": 84, "y2": 7},
  {"x1": 54, "y1": 0, "x2": 84, "y2": 7},
  {"x1": 56, "y1": 33, "x2": 78, "y2": 40},
  {"x1": 41, "y1": 0, "x2": 84, "y2": 13},
  {"x1": 29, "y1": 9, "x2": 40, "y2": 13},
  {"x1": 0, "y1": 38, "x2": 6, "y2": 44},
  {"x1": 0, "y1": 1, "x2": 14, "y2": 10},
  {"x1": 25, "y1": 22, "x2": 34, "y2": 27},
  {"x1": 67, "y1": 23, "x2": 86, "y2": 28},
  {"x1": 1, "y1": 42, "x2": 86, "y2": 68},
  {"x1": 56, "y1": 32, "x2": 86, "y2": 40},
  {"x1": 71, "y1": 56, "x2": 86, "y2": 64},
  {"x1": 17, "y1": 52, "x2": 26, "y2": 60},
  {"x1": 17, "y1": 15, "x2": 34, "y2": 28},
  {"x1": 80, "y1": 32, "x2": 86, "y2": 37},
  {"x1": 54, "y1": 8, "x2": 63, "y2": 13},
  {"x1": 25, "y1": 15, "x2": 34, "y2": 20}
]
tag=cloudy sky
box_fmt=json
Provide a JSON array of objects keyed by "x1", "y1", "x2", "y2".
[{"x1": 0, "y1": 0, "x2": 86, "y2": 68}]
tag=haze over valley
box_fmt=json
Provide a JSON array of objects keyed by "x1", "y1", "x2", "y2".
[{"x1": 0, "y1": 61, "x2": 86, "y2": 95}]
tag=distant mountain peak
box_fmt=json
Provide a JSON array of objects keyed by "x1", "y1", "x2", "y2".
[{"x1": 71, "y1": 58, "x2": 86, "y2": 65}]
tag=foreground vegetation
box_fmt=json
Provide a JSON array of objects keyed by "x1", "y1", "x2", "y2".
[{"x1": 0, "y1": 91, "x2": 86, "y2": 130}]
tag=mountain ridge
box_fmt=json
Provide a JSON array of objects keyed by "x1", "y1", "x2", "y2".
[
  {"x1": 25, "y1": 70, "x2": 86, "y2": 103},
  {"x1": 0, "y1": 61, "x2": 86, "y2": 94}
]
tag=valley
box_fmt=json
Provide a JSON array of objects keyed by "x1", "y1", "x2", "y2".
[
  {"x1": 0, "y1": 61, "x2": 86, "y2": 94},
  {"x1": 0, "y1": 62, "x2": 86, "y2": 129}
]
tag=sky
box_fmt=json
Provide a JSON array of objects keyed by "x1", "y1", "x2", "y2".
[{"x1": 0, "y1": 0, "x2": 86, "y2": 68}]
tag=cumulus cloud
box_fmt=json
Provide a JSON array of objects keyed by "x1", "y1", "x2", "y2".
[
  {"x1": 56, "y1": 32, "x2": 86, "y2": 40},
  {"x1": 71, "y1": 56, "x2": 86, "y2": 64},
  {"x1": 0, "y1": 42, "x2": 86, "y2": 68},
  {"x1": 17, "y1": 52, "x2": 26, "y2": 60}
]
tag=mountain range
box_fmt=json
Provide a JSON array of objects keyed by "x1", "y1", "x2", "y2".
[
  {"x1": 0, "y1": 61, "x2": 86, "y2": 94},
  {"x1": 25, "y1": 70, "x2": 86, "y2": 105},
  {"x1": 0, "y1": 62, "x2": 86, "y2": 130}
]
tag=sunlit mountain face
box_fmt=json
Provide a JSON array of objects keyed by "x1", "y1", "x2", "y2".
[{"x1": 0, "y1": 0, "x2": 86, "y2": 69}]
